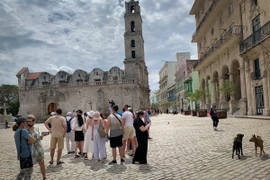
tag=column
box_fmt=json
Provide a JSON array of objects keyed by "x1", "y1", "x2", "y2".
[
  {"x1": 245, "y1": 64, "x2": 254, "y2": 115},
  {"x1": 239, "y1": 64, "x2": 247, "y2": 115},
  {"x1": 229, "y1": 72, "x2": 238, "y2": 114},
  {"x1": 211, "y1": 80, "x2": 216, "y2": 105}
]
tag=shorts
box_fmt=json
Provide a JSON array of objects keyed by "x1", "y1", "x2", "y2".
[
  {"x1": 123, "y1": 126, "x2": 135, "y2": 140},
  {"x1": 75, "y1": 131, "x2": 84, "y2": 142},
  {"x1": 110, "y1": 135, "x2": 123, "y2": 148},
  {"x1": 50, "y1": 136, "x2": 64, "y2": 150}
]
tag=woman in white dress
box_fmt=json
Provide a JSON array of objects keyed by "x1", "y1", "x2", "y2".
[{"x1": 83, "y1": 110, "x2": 94, "y2": 160}]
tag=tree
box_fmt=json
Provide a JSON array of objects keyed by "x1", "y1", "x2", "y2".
[
  {"x1": 219, "y1": 80, "x2": 236, "y2": 97},
  {"x1": 0, "y1": 85, "x2": 20, "y2": 116},
  {"x1": 185, "y1": 88, "x2": 205, "y2": 109}
]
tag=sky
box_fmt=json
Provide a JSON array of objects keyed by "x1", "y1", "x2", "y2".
[{"x1": 0, "y1": 0, "x2": 197, "y2": 91}]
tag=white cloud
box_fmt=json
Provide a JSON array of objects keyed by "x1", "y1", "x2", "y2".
[{"x1": 0, "y1": 0, "x2": 197, "y2": 91}]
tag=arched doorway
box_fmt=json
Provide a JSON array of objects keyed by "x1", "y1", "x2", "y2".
[
  {"x1": 222, "y1": 65, "x2": 230, "y2": 102},
  {"x1": 206, "y1": 75, "x2": 211, "y2": 105},
  {"x1": 48, "y1": 103, "x2": 57, "y2": 115},
  {"x1": 231, "y1": 60, "x2": 241, "y2": 101}
]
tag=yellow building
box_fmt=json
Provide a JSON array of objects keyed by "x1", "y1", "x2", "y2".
[{"x1": 190, "y1": 0, "x2": 270, "y2": 115}]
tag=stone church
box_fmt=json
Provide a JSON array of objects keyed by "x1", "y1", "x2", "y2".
[{"x1": 16, "y1": 0, "x2": 150, "y2": 120}]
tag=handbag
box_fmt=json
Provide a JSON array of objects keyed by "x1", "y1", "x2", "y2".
[
  {"x1": 19, "y1": 129, "x2": 33, "y2": 169},
  {"x1": 98, "y1": 120, "x2": 107, "y2": 138},
  {"x1": 110, "y1": 114, "x2": 123, "y2": 138}
]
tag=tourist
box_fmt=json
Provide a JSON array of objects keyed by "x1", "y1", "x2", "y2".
[
  {"x1": 13, "y1": 117, "x2": 35, "y2": 180},
  {"x1": 106, "y1": 105, "x2": 124, "y2": 165},
  {"x1": 72, "y1": 110, "x2": 85, "y2": 158},
  {"x1": 126, "y1": 108, "x2": 137, "y2": 153},
  {"x1": 26, "y1": 115, "x2": 48, "y2": 180},
  {"x1": 65, "y1": 112, "x2": 75, "y2": 154},
  {"x1": 144, "y1": 107, "x2": 152, "y2": 139},
  {"x1": 210, "y1": 104, "x2": 219, "y2": 130},
  {"x1": 133, "y1": 111, "x2": 151, "y2": 164},
  {"x1": 44, "y1": 109, "x2": 67, "y2": 165},
  {"x1": 92, "y1": 111, "x2": 107, "y2": 162},
  {"x1": 122, "y1": 104, "x2": 136, "y2": 157},
  {"x1": 83, "y1": 110, "x2": 94, "y2": 160},
  {"x1": 5, "y1": 120, "x2": 9, "y2": 129}
]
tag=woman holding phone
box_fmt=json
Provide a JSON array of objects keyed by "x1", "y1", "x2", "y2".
[{"x1": 26, "y1": 115, "x2": 48, "y2": 180}]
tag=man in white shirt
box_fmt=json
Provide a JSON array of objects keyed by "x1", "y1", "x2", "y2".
[
  {"x1": 65, "y1": 112, "x2": 75, "y2": 154},
  {"x1": 122, "y1": 104, "x2": 136, "y2": 156}
]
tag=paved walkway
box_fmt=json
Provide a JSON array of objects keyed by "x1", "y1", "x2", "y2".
[{"x1": 0, "y1": 114, "x2": 270, "y2": 180}]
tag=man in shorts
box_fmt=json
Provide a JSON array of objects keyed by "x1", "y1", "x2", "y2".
[
  {"x1": 122, "y1": 104, "x2": 136, "y2": 156},
  {"x1": 44, "y1": 109, "x2": 67, "y2": 165}
]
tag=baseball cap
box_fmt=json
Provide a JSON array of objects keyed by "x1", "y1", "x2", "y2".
[
  {"x1": 15, "y1": 117, "x2": 32, "y2": 124},
  {"x1": 76, "y1": 109, "x2": 83, "y2": 113}
]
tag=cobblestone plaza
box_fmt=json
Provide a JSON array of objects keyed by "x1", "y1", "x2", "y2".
[{"x1": 1, "y1": 114, "x2": 270, "y2": 180}]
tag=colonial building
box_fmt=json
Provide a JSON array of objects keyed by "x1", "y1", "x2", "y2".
[
  {"x1": 174, "y1": 52, "x2": 197, "y2": 110},
  {"x1": 157, "y1": 61, "x2": 177, "y2": 113},
  {"x1": 239, "y1": 0, "x2": 270, "y2": 115},
  {"x1": 16, "y1": 0, "x2": 150, "y2": 120},
  {"x1": 190, "y1": 0, "x2": 270, "y2": 115}
]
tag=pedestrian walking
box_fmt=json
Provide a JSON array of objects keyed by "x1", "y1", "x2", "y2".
[{"x1": 210, "y1": 105, "x2": 219, "y2": 130}]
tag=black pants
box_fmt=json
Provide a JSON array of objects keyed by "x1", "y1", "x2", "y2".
[{"x1": 211, "y1": 116, "x2": 219, "y2": 127}]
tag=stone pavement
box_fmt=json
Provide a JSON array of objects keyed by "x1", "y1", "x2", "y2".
[{"x1": 1, "y1": 114, "x2": 270, "y2": 180}]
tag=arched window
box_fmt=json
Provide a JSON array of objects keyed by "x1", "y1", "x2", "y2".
[
  {"x1": 131, "y1": 21, "x2": 135, "y2": 32},
  {"x1": 130, "y1": 5, "x2": 135, "y2": 13},
  {"x1": 131, "y1": 51, "x2": 136, "y2": 58},
  {"x1": 131, "y1": 40, "x2": 135, "y2": 47}
]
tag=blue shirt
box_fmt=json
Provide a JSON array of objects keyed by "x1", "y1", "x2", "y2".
[
  {"x1": 117, "y1": 111, "x2": 123, "y2": 116},
  {"x1": 14, "y1": 128, "x2": 32, "y2": 160}
]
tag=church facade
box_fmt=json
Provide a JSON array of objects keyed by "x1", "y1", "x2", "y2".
[{"x1": 16, "y1": 0, "x2": 150, "y2": 120}]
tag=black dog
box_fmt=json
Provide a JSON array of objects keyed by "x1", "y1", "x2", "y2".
[{"x1": 232, "y1": 134, "x2": 244, "y2": 159}]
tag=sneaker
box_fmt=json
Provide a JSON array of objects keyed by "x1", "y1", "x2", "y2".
[
  {"x1": 109, "y1": 160, "x2": 117, "y2": 165},
  {"x1": 120, "y1": 159, "x2": 125, "y2": 164}
]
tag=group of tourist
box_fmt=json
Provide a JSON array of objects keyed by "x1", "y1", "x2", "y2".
[{"x1": 13, "y1": 104, "x2": 152, "y2": 180}]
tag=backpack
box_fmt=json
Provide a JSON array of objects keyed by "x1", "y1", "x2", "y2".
[{"x1": 66, "y1": 117, "x2": 73, "y2": 133}]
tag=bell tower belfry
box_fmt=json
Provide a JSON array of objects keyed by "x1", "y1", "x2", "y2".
[{"x1": 123, "y1": 0, "x2": 150, "y2": 108}]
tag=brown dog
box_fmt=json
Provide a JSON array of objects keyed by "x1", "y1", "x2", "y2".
[{"x1": 249, "y1": 134, "x2": 265, "y2": 157}]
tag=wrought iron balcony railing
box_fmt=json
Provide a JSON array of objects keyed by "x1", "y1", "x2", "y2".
[
  {"x1": 195, "y1": 25, "x2": 243, "y2": 68},
  {"x1": 240, "y1": 20, "x2": 270, "y2": 54}
]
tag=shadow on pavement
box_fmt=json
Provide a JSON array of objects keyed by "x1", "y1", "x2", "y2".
[
  {"x1": 46, "y1": 164, "x2": 63, "y2": 173},
  {"x1": 239, "y1": 155, "x2": 252, "y2": 160},
  {"x1": 106, "y1": 163, "x2": 127, "y2": 174},
  {"x1": 260, "y1": 154, "x2": 269, "y2": 161},
  {"x1": 138, "y1": 164, "x2": 153, "y2": 173}
]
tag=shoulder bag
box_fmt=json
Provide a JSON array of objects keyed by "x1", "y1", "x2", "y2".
[
  {"x1": 110, "y1": 114, "x2": 123, "y2": 138},
  {"x1": 98, "y1": 120, "x2": 107, "y2": 138},
  {"x1": 19, "y1": 129, "x2": 33, "y2": 169}
]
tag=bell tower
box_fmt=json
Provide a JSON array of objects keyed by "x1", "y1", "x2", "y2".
[{"x1": 123, "y1": 0, "x2": 149, "y2": 108}]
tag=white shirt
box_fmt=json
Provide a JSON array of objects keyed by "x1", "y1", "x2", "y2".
[
  {"x1": 122, "y1": 111, "x2": 134, "y2": 127},
  {"x1": 72, "y1": 118, "x2": 84, "y2": 131},
  {"x1": 66, "y1": 116, "x2": 76, "y2": 133}
]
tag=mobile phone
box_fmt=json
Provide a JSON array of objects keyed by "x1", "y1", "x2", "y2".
[{"x1": 42, "y1": 132, "x2": 50, "y2": 136}]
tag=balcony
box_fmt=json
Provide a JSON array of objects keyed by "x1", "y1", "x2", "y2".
[
  {"x1": 192, "y1": 0, "x2": 225, "y2": 42},
  {"x1": 240, "y1": 20, "x2": 270, "y2": 54},
  {"x1": 195, "y1": 25, "x2": 243, "y2": 68},
  {"x1": 175, "y1": 86, "x2": 185, "y2": 94}
]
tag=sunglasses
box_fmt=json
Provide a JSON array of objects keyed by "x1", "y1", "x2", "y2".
[{"x1": 27, "y1": 119, "x2": 35, "y2": 122}]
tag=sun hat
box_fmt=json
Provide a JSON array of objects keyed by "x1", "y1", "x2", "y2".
[
  {"x1": 87, "y1": 110, "x2": 95, "y2": 117},
  {"x1": 93, "y1": 111, "x2": 101, "y2": 120},
  {"x1": 50, "y1": 112, "x2": 56, "y2": 116},
  {"x1": 66, "y1": 112, "x2": 72, "y2": 116}
]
